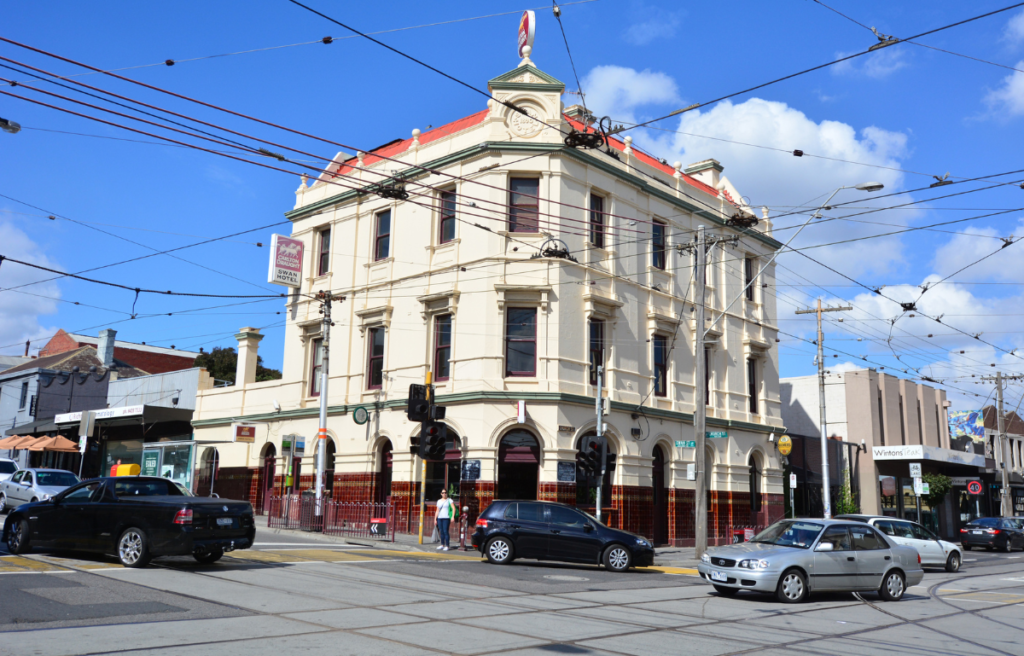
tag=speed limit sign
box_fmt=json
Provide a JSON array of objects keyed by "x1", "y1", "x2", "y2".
[{"x1": 967, "y1": 480, "x2": 983, "y2": 495}]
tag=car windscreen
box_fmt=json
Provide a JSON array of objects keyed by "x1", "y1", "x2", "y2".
[
  {"x1": 173, "y1": 482, "x2": 193, "y2": 497},
  {"x1": 0, "y1": 462, "x2": 16, "y2": 474},
  {"x1": 967, "y1": 518, "x2": 1001, "y2": 528},
  {"x1": 112, "y1": 479, "x2": 186, "y2": 497},
  {"x1": 35, "y1": 472, "x2": 79, "y2": 487},
  {"x1": 750, "y1": 521, "x2": 824, "y2": 549}
]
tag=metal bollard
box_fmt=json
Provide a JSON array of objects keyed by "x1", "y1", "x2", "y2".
[{"x1": 458, "y1": 506, "x2": 469, "y2": 551}]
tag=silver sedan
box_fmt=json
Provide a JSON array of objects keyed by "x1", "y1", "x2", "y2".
[
  {"x1": 696, "y1": 519, "x2": 924, "y2": 603},
  {"x1": 0, "y1": 469, "x2": 80, "y2": 511}
]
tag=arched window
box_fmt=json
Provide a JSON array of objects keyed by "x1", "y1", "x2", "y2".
[
  {"x1": 425, "y1": 430, "x2": 461, "y2": 502},
  {"x1": 749, "y1": 452, "x2": 763, "y2": 512},
  {"x1": 575, "y1": 432, "x2": 615, "y2": 506},
  {"x1": 498, "y1": 429, "x2": 539, "y2": 500},
  {"x1": 376, "y1": 439, "x2": 393, "y2": 504}
]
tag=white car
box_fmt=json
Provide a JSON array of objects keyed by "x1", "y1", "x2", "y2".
[
  {"x1": 836, "y1": 514, "x2": 962, "y2": 572},
  {"x1": 0, "y1": 459, "x2": 17, "y2": 483}
]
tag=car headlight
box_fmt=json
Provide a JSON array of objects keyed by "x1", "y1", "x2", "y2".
[
  {"x1": 701, "y1": 553, "x2": 711, "y2": 564},
  {"x1": 739, "y1": 559, "x2": 770, "y2": 570},
  {"x1": 40, "y1": 494, "x2": 50, "y2": 501},
  {"x1": 635, "y1": 538, "x2": 650, "y2": 547}
]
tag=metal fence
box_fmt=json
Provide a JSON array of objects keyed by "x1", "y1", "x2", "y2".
[{"x1": 266, "y1": 495, "x2": 395, "y2": 541}]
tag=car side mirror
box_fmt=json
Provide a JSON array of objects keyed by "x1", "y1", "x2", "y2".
[
  {"x1": 815, "y1": 542, "x2": 834, "y2": 552},
  {"x1": 584, "y1": 524, "x2": 594, "y2": 533}
]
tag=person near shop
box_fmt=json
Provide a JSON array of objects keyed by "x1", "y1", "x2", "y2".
[{"x1": 434, "y1": 489, "x2": 454, "y2": 551}]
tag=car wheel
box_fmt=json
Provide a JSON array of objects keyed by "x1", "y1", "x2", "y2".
[
  {"x1": 713, "y1": 584, "x2": 739, "y2": 597},
  {"x1": 879, "y1": 570, "x2": 906, "y2": 601},
  {"x1": 485, "y1": 537, "x2": 514, "y2": 565},
  {"x1": 604, "y1": 545, "x2": 632, "y2": 572},
  {"x1": 776, "y1": 569, "x2": 807, "y2": 603},
  {"x1": 117, "y1": 528, "x2": 152, "y2": 568},
  {"x1": 7, "y1": 518, "x2": 30, "y2": 554},
  {"x1": 0, "y1": 493, "x2": 7, "y2": 513},
  {"x1": 193, "y1": 547, "x2": 224, "y2": 564},
  {"x1": 1005, "y1": 539, "x2": 1014, "y2": 553},
  {"x1": 30, "y1": 498, "x2": 37, "y2": 504},
  {"x1": 945, "y1": 552, "x2": 961, "y2": 573}
]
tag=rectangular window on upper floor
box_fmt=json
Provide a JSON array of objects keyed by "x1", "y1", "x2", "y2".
[
  {"x1": 653, "y1": 334, "x2": 668, "y2": 397},
  {"x1": 747, "y1": 358, "x2": 758, "y2": 414},
  {"x1": 652, "y1": 220, "x2": 666, "y2": 270},
  {"x1": 317, "y1": 227, "x2": 331, "y2": 276},
  {"x1": 508, "y1": 178, "x2": 540, "y2": 233},
  {"x1": 589, "y1": 319, "x2": 605, "y2": 386},
  {"x1": 19, "y1": 381, "x2": 28, "y2": 409},
  {"x1": 505, "y1": 308, "x2": 537, "y2": 377},
  {"x1": 374, "y1": 210, "x2": 391, "y2": 261},
  {"x1": 589, "y1": 193, "x2": 605, "y2": 249},
  {"x1": 309, "y1": 338, "x2": 323, "y2": 397},
  {"x1": 744, "y1": 256, "x2": 755, "y2": 301},
  {"x1": 367, "y1": 327, "x2": 385, "y2": 389},
  {"x1": 439, "y1": 189, "x2": 456, "y2": 244},
  {"x1": 434, "y1": 314, "x2": 452, "y2": 381}
]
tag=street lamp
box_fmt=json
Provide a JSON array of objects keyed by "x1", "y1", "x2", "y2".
[{"x1": 0, "y1": 117, "x2": 21, "y2": 135}]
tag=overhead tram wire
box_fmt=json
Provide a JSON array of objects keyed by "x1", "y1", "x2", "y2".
[
  {"x1": 2, "y1": 208, "x2": 263, "y2": 245},
  {"x1": 809, "y1": 0, "x2": 1024, "y2": 75},
  {"x1": 616, "y1": 2, "x2": 1024, "y2": 135}
]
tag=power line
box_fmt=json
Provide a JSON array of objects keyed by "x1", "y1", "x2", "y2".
[{"x1": 617, "y1": 2, "x2": 1024, "y2": 134}]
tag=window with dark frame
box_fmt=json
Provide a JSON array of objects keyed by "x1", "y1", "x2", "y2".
[
  {"x1": 652, "y1": 220, "x2": 666, "y2": 270},
  {"x1": 747, "y1": 358, "x2": 758, "y2": 414},
  {"x1": 374, "y1": 210, "x2": 391, "y2": 261},
  {"x1": 508, "y1": 178, "x2": 539, "y2": 233},
  {"x1": 588, "y1": 319, "x2": 604, "y2": 386},
  {"x1": 505, "y1": 308, "x2": 537, "y2": 377},
  {"x1": 367, "y1": 327, "x2": 385, "y2": 389},
  {"x1": 744, "y1": 256, "x2": 755, "y2": 301},
  {"x1": 589, "y1": 193, "x2": 605, "y2": 248},
  {"x1": 434, "y1": 314, "x2": 452, "y2": 381},
  {"x1": 19, "y1": 381, "x2": 28, "y2": 409},
  {"x1": 317, "y1": 227, "x2": 331, "y2": 276},
  {"x1": 439, "y1": 190, "x2": 456, "y2": 244},
  {"x1": 749, "y1": 457, "x2": 762, "y2": 512},
  {"x1": 309, "y1": 338, "x2": 324, "y2": 397},
  {"x1": 652, "y1": 334, "x2": 668, "y2": 397}
]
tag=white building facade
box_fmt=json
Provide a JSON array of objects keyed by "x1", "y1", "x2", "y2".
[{"x1": 192, "y1": 56, "x2": 786, "y2": 545}]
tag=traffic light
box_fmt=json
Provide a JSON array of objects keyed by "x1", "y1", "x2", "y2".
[
  {"x1": 605, "y1": 452, "x2": 616, "y2": 475},
  {"x1": 419, "y1": 421, "x2": 448, "y2": 461},
  {"x1": 407, "y1": 384, "x2": 430, "y2": 422},
  {"x1": 575, "y1": 436, "x2": 604, "y2": 482}
]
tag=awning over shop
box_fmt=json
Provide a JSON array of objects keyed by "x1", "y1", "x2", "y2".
[
  {"x1": 872, "y1": 444, "x2": 986, "y2": 468},
  {"x1": 4, "y1": 418, "x2": 59, "y2": 437},
  {"x1": 54, "y1": 404, "x2": 194, "y2": 427},
  {"x1": 0, "y1": 435, "x2": 35, "y2": 449},
  {"x1": 27, "y1": 436, "x2": 79, "y2": 452}
]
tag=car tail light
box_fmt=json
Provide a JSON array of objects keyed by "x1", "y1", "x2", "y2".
[
  {"x1": 960, "y1": 528, "x2": 968, "y2": 534},
  {"x1": 917, "y1": 553, "x2": 921, "y2": 564},
  {"x1": 475, "y1": 518, "x2": 489, "y2": 528},
  {"x1": 174, "y1": 509, "x2": 193, "y2": 525},
  {"x1": 989, "y1": 529, "x2": 1000, "y2": 535}
]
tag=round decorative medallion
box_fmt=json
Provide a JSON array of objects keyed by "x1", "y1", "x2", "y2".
[{"x1": 508, "y1": 105, "x2": 543, "y2": 138}]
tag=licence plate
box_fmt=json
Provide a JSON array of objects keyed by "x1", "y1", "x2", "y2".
[
  {"x1": 972, "y1": 530, "x2": 982, "y2": 535},
  {"x1": 216, "y1": 517, "x2": 234, "y2": 527},
  {"x1": 710, "y1": 570, "x2": 728, "y2": 582}
]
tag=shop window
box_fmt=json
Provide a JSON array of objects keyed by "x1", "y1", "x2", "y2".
[
  {"x1": 508, "y1": 178, "x2": 539, "y2": 232},
  {"x1": 505, "y1": 308, "x2": 536, "y2": 377}
]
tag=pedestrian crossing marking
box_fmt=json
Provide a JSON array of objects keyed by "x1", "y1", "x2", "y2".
[
  {"x1": 0, "y1": 555, "x2": 68, "y2": 573},
  {"x1": 351, "y1": 549, "x2": 481, "y2": 561},
  {"x1": 637, "y1": 566, "x2": 700, "y2": 576}
]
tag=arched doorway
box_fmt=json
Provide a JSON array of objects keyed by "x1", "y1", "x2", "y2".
[
  {"x1": 315, "y1": 438, "x2": 337, "y2": 497},
  {"x1": 575, "y1": 432, "x2": 615, "y2": 507},
  {"x1": 498, "y1": 429, "x2": 539, "y2": 500},
  {"x1": 425, "y1": 431, "x2": 462, "y2": 502},
  {"x1": 652, "y1": 445, "x2": 668, "y2": 545},
  {"x1": 261, "y1": 443, "x2": 276, "y2": 513},
  {"x1": 199, "y1": 447, "x2": 219, "y2": 497},
  {"x1": 376, "y1": 440, "x2": 393, "y2": 504},
  {"x1": 749, "y1": 452, "x2": 763, "y2": 514}
]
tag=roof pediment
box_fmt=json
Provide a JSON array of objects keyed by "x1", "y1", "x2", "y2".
[{"x1": 488, "y1": 65, "x2": 564, "y2": 93}]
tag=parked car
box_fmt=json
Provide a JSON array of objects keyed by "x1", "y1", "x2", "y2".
[
  {"x1": 2, "y1": 476, "x2": 256, "y2": 567},
  {"x1": 836, "y1": 514, "x2": 962, "y2": 572},
  {"x1": 959, "y1": 517, "x2": 1024, "y2": 552},
  {"x1": 0, "y1": 459, "x2": 18, "y2": 483},
  {"x1": 696, "y1": 519, "x2": 924, "y2": 603},
  {"x1": 0, "y1": 469, "x2": 79, "y2": 511},
  {"x1": 471, "y1": 500, "x2": 655, "y2": 572}
]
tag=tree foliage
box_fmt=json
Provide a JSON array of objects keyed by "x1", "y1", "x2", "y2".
[
  {"x1": 922, "y1": 473, "x2": 953, "y2": 508},
  {"x1": 193, "y1": 346, "x2": 282, "y2": 384},
  {"x1": 834, "y1": 470, "x2": 860, "y2": 516}
]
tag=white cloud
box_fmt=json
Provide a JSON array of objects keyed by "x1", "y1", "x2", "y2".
[
  {"x1": 581, "y1": 66, "x2": 680, "y2": 122},
  {"x1": 983, "y1": 62, "x2": 1024, "y2": 118},
  {"x1": 1004, "y1": 9, "x2": 1024, "y2": 44},
  {"x1": 831, "y1": 48, "x2": 908, "y2": 79},
  {"x1": 623, "y1": 15, "x2": 681, "y2": 46},
  {"x1": 0, "y1": 221, "x2": 62, "y2": 355},
  {"x1": 931, "y1": 218, "x2": 1024, "y2": 281}
]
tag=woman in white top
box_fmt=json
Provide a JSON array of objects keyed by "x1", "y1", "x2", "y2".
[{"x1": 434, "y1": 489, "x2": 454, "y2": 551}]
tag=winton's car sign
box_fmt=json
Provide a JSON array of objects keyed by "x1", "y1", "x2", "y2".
[
  {"x1": 518, "y1": 10, "x2": 535, "y2": 58},
  {"x1": 268, "y1": 233, "x2": 303, "y2": 287}
]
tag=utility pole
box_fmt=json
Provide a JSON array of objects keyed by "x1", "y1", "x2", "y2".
[
  {"x1": 795, "y1": 299, "x2": 852, "y2": 519},
  {"x1": 693, "y1": 225, "x2": 709, "y2": 559},
  {"x1": 981, "y1": 371, "x2": 1018, "y2": 517},
  {"x1": 595, "y1": 365, "x2": 605, "y2": 522},
  {"x1": 418, "y1": 369, "x2": 431, "y2": 545},
  {"x1": 315, "y1": 290, "x2": 343, "y2": 518}
]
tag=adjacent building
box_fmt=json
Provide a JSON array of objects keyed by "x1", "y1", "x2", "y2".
[{"x1": 191, "y1": 53, "x2": 787, "y2": 545}]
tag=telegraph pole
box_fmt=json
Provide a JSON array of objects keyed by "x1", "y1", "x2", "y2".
[
  {"x1": 795, "y1": 299, "x2": 852, "y2": 519},
  {"x1": 595, "y1": 365, "x2": 605, "y2": 522},
  {"x1": 694, "y1": 226, "x2": 709, "y2": 558},
  {"x1": 315, "y1": 290, "x2": 343, "y2": 518},
  {"x1": 981, "y1": 371, "x2": 1017, "y2": 517}
]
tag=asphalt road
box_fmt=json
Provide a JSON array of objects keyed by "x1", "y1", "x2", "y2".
[{"x1": 1, "y1": 528, "x2": 1023, "y2": 655}]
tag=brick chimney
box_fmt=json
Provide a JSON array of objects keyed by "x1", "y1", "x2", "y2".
[
  {"x1": 97, "y1": 329, "x2": 117, "y2": 368},
  {"x1": 234, "y1": 327, "x2": 264, "y2": 386}
]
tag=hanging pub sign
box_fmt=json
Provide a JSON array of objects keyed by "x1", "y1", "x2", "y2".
[
  {"x1": 518, "y1": 10, "x2": 535, "y2": 58},
  {"x1": 232, "y1": 423, "x2": 257, "y2": 443},
  {"x1": 267, "y1": 234, "x2": 304, "y2": 287}
]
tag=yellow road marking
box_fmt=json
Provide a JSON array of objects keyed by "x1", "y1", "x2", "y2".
[
  {"x1": 939, "y1": 589, "x2": 1024, "y2": 604},
  {"x1": 350, "y1": 549, "x2": 481, "y2": 560},
  {"x1": 223, "y1": 550, "x2": 305, "y2": 564},
  {"x1": 638, "y1": 566, "x2": 700, "y2": 576},
  {"x1": 0, "y1": 555, "x2": 68, "y2": 572}
]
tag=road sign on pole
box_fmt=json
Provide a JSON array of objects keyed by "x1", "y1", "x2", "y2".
[
  {"x1": 790, "y1": 473, "x2": 797, "y2": 489},
  {"x1": 913, "y1": 477, "x2": 924, "y2": 496},
  {"x1": 909, "y1": 463, "x2": 922, "y2": 478}
]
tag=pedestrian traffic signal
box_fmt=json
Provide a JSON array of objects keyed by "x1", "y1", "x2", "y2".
[
  {"x1": 419, "y1": 421, "x2": 448, "y2": 461},
  {"x1": 407, "y1": 384, "x2": 430, "y2": 422}
]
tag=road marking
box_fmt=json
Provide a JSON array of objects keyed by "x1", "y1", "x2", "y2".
[
  {"x1": 938, "y1": 588, "x2": 1024, "y2": 604},
  {"x1": 0, "y1": 555, "x2": 68, "y2": 573},
  {"x1": 252, "y1": 542, "x2": 358, "y2": 547},
  {"x1": 0, "y1": 569, "x2": 74, "y2": 575},
  {"x1": 352, "y1": 549, "x2": 481, "y2": 561},
  {"x1": 225, "y1": 549, "x2": 389, "y2": 564},
  {"x1": 964, "y1": 559, "x2": 978, "y2": 562},
  {"x1": 638, "y1": 566, "x2": 700, "y2": 576}
]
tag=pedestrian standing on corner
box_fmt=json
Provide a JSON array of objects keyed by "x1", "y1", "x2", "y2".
[{"x1": 435, "y1": 489, "x2": 454, "y2": 551}]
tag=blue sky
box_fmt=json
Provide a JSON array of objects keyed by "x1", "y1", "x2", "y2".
[{"x1": 3, "y1": 1, "x2": 1024, "y2": 408}]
